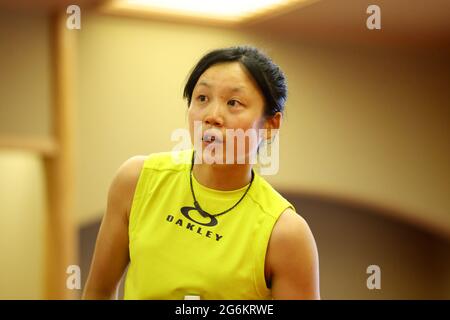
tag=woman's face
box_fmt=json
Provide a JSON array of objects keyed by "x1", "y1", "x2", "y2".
[{"x1": 188, "y1": 62, "x2": 268, "y2": 165}]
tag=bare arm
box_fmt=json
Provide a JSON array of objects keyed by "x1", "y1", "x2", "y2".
[
  {"x1": 267, "y1": 209, "x2": 321, "y2": 300},
  {"x1": 82, "y1": 156, "x2": 146, "y2": 299}
]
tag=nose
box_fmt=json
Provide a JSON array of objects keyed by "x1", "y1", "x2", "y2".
[{"x1": 204, "y1": 103, "x2": 224, "y2": 127}]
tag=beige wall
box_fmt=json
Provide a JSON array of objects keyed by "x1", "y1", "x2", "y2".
[
  {"x1": 0, "y1": 10, "x2": 52, "y2": 137},
  {"x1": 265, "y1": 40, "x2": 450, "y2": 237},
  {"x1": 0, "y1": 151, "x2": 46, "y2": 299},
  {"x1": 0, "y1": 9, "x2": 51, "y2": 299},
  {"x1": 76, "y1": 13, "x2": 449, "y2": 239}
]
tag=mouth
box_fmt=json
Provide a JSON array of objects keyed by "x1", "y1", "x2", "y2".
[{"x1": 202, "y1": 130, "x2": 223, "y2": 144}]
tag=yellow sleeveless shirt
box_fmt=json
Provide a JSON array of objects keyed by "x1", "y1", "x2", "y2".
[{"x1": 124, "y1": 149, "x2": 295, "y2": 300}]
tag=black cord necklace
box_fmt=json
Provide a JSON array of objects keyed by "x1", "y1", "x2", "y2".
[{"x1": 189, "y1": 151, "x2": 254, "y2": 218}]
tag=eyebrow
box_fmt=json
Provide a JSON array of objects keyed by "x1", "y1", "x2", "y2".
[{"x1": 196, "y1": 81, "x2": 246, "y2": 93}]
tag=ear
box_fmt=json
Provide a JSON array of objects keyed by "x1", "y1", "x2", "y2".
[{"x1": 262, "y1": 112, "x2": 282, "y2": 141}]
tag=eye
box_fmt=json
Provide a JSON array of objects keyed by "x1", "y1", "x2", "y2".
[
  {"x1": 197, "y1": 95, "x2": 208, "y2": 103},
  {"x1": 227, "y1": 99, "x2": 242, "y2": 107}
]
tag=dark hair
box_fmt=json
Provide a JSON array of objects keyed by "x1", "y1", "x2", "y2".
[{"x1": 183, "y1": 45, "x2": 287, "y2": 117}]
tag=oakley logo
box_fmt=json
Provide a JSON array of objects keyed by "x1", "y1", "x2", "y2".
[{"x1": 180, "y1": 206, "x2": 218, "y2": 227}]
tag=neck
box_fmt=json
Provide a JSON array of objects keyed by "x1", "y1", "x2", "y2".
[{"x1": 192, "y1": 162, "x2": 253, "y2": 191}]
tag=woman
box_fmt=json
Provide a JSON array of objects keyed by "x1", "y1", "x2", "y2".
[{"x1": 83, "y1": 45, "x2": 320, "y2": 300}]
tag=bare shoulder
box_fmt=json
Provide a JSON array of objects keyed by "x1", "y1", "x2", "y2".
[
  {"x1": 270, "y1": 208, "x2": 313, "y2": 245},
  {"x1": 111, "y1": 155, "x2": 147, "y2": 192},
  {"x1": 267, "y1": 208, "x2": 314, "y2": 273},
  {"x1": 266, "y1": 208, "x2": 320, "y2": 299},
  {"x1": 108, "y1": 155, "x2": 147, "y2": 221},
  {"x1": 115, "y1": 155, "x2": 147, "y2": 182},
  {"x1": 83, "y1": 155, "x2": 147, "y2": 299}
]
